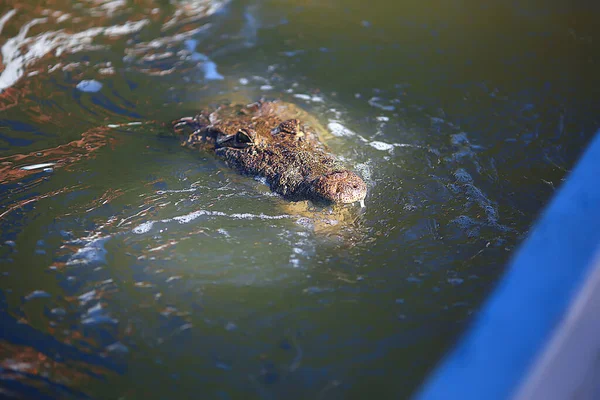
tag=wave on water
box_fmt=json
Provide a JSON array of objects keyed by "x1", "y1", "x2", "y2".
[
  {"x1": 130, "y1": 209, "x2": 294, "y2": 236},
  {"x1": 0, "y1": 10, "x2": 148, "y2": 92},
  {"x1": 0, "y1": 0, "x2": 232, "y2": 94}
]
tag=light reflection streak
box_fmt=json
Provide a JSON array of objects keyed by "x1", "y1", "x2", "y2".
[
  {"x1": 0, "y1": 185, "x2": 83, "y2": 220},
  {"x1": 0, "y1": 9, "x2": 148, "y2": 93},
  {"x1": 0, "y1": 126, "x2": 114, "y2": 184}
]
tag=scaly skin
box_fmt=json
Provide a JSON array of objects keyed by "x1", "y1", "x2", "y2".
[{"x1": 173, "y1": 101, "x2": 367, "y2": 205}]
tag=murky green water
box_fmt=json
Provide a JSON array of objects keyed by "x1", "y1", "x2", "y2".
[{"x1": 0, "y1": 0, "x2": 598, "y2": 398}]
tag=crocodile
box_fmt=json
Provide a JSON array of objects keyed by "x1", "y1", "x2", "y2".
[{"x1": 173, "y1": 101, "x2": 367, "y2": 206}]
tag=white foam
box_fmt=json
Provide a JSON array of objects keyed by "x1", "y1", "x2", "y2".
[
  {"x1": 172, "y1": 210, "x2": 225, "y2": 223},
  {"x1": 81, "y1": 303, "x2": 117, "y2": 325},
  {"x1": 132, "y1": 221, "x2": 154, "y2": 234},
  {"x1": 76, "y1": 79, "x2": 102, "y2": 92},
  {"x1": 66, "y1": 236, "x2": 110, "y2": 266},
  {"x1": 293, "y1": 94, "x2": 324, "y2": 103},
  {"x1": 327, "y1": 121, "x2": 356, "y2": 137},
  {"x1": 130, "y1": 209, "x2": 293, "y2": 235},
  {"x1": 217, "y1": 228, "x2": 230, "y2": 237},
  {"x1": 354, "y1": 162, "x2": 372, "y2": 182},
  {"x1": 104, "y1": 20, "x2": 148, "y2": 37},
  {"x1": 20, "y1": 162, "x2": 55, "y2": 170},
  {"x1": 0, "y1": 10, "x2": 17, "y2": 36},
  {"x1": 368, "y1": 97, "x2": 395, "y2": 111},
  {"x1": 254, "y1": 176, "x2": 269, "y2": 186},
  {"x1": 78, "y1": 289, "x2": 96, "y2": 305},
  {"x1": 293, "y1": 247, "x2": 307, "y2": 255},
  {"x1": 24, "y1": 290, "x2": 50, "y2": 301},
  {"x1": 4, "y1": 361, "x2": 32, "y2": 372},
  {"x1": 365, "y1": 140, "x2": 424, "y2": 152},
  {"x1": 156, "y1": 188, "x2": 196, "y2": 194},
  {"x1": 369, "y1": 141, "x2": 395, "y2": 151},
  {"x1": 106, "y1": 342, "x2": 129, "y2": 353},
  {"x1": 230, "y1": 213, "x2": 290, "y2": 220}
]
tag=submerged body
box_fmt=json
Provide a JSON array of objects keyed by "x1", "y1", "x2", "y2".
[{"x1": 173, "y1": 101, "x2": 367, "y2": 206}]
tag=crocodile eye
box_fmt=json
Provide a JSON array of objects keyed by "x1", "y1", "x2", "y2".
[
  {"x1": 274, "y1": 119, "x2": 303, "y2": 136},
  {"x1": 236, "y1": 128, "x2": 255, "y2": 146}
]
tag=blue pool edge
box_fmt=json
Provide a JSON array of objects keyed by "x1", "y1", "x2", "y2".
[{"x1": 414, "y1": 129, "x2": 600, "y2": 400}]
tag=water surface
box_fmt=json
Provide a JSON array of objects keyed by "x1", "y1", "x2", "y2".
[{"x1": 0, "y1": 0, "x2": 598, "y2": 398}]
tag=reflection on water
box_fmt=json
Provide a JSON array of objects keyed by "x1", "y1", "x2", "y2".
[{"x1": 0, "y1": 0, "x2": 598, "y2": 398}]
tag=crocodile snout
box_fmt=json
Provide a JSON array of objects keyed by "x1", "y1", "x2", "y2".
[{"x1": 310, "y1": 170, "x2": 367, "y2": 205}]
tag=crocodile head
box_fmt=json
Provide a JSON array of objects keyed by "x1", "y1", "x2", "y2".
[{"x1": 174, "y1": 101, "x2": 367, "y2": 206}]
